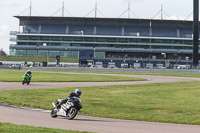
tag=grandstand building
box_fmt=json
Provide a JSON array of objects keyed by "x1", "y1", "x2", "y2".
[{"x1": 10, "y1": 16, "x2": 197, "y2": 68}]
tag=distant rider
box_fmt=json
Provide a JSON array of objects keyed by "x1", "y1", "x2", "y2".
[
  {"x1": 57, "y1": 89, "x2": 82, "y2": 108},
  {"x1": 24, "y1": 70, "x2": 32, "y2": 81}
]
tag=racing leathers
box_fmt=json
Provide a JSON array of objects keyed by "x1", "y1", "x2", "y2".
[{"x1": 57, "y1": 92, "x2": 80, "y2": 108}]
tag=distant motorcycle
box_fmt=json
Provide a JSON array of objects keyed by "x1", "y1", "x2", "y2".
[
  {"x1": 51, "y1": 97, "x2": 82, "y2": 120},
  {"x1": 22, "y1": 74, "x2": 31, "y2": 85}
]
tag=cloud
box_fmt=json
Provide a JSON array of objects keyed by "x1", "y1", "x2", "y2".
[
  {"x1": 0, "y1": 24, "x2": 10, "y2": 53},
  {"x1": 0, "y1": 3, "x2": 6, "y2": 8},
  {"x1": 167, "y1": 16, "x2": 186, "y2": 20},
  {"x1": 123, "y1": 0, "x2": 142, "y2": 2},
  {"x1": 0, "y1": 1, "x2": 21, "y2": 8},
  {"x1": 0, "y1": 25, "x2": 9, "y2": 37},
  {"x1": 1, "y1": 25, "x2": 8, "y2": 30},
  {"x1": 10, "y1": 3, "x2": 20, "y2": 8},
  {"x1": 167, "y1": 16, "x2": 177, "y2": 20}
]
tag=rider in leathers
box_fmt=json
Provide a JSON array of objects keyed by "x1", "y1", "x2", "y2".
[
  {"x1": 24, "y1": 70, "x2": 32, "y2": 81},
  {"x1": 57, "y1": 89, "x2": 82, "y2": 108}
]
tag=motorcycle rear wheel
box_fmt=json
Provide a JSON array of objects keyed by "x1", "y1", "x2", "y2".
[
  {"x1": 67, "y1": 107, "x2": 78, "y2": 120},
  {"x1": 51, "y1": 108, "x2": 58, "y2": 118}
]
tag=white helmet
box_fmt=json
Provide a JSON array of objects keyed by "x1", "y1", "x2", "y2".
[
  {"x1": 27, "y1": 70, "x2": 31, "y2": 74},
  {"x1": 75, "y1": 89, "x2": 82, "y2": 96}
]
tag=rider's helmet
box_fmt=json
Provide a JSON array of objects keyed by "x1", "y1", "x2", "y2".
[
  {"x1": 75, "y1": 89, "x2": 82, "y2": 97},
  {"x1": 27, "y1": 70, "x2": 31, "y2": 74}
]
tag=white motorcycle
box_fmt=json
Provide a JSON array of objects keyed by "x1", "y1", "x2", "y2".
[{"x1": 51, "y1": 97, "x2": 82, "y2": 120}]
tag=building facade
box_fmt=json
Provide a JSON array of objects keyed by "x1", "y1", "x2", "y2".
[{"x1": 10, "y1": 16, "x2": 198, "y2": 68}]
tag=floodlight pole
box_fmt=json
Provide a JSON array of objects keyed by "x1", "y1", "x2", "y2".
[
  {"x1": 128, "y1": 3, "x2": 130, "y2": 19},
  {"x1": 30, "y1": 1, "x2": 32, "y2": 16},
  {"x1": 62, "y1": 2, "x2": 64, "y2": 17},
  {"x1": 161, "y1": 5, "x2": 163, "y2": 20},
  {"x1": 193, "y1": 0, "x2": 199, "y2": 68},
  {"x1": 95, "y1": 3, "x2": 97, "y2": 18}
]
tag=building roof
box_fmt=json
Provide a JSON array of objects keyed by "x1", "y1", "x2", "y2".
[{"x1": 14, "y1": 16, "x2": 192, "y2": 28}]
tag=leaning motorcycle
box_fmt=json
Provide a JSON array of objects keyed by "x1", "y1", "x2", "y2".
[
  {"x1": 51, "y1": 97, "x2": 82, "y2": 120},
  {"x1": 22, "y1": 74, "x2": 31, "y2": 85}
]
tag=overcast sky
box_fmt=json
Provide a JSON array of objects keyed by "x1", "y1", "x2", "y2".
[{"x1": 0, "y1": 0, "x2": 193, "y2": 54}]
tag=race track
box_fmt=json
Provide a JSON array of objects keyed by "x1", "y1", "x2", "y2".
[
  {"x1": 1, "y1": 73, "x2": 200, "y2": 133},
  {"x1": 1, "y1": 74, "x2": 200, "y2": 91}
]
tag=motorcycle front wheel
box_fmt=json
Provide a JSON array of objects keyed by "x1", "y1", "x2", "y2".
[
  {"x1": 67, "y1": 107, "x2": 78, "y2": 120},
  {"x1": 51, "y1": 108, "x2": 58, "y2": 118}
]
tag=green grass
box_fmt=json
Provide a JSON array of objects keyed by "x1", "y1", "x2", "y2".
[
  {"x1": 0, "y1": 122, "x2": 91, "y2": 133},
  {"x1": 62, "y1": 71, "x2": 200, "y2": 78},
  {"x1": 0, "y1": 55, "x2": 78, "y2": 63},
  {"x1": 115, "y1": 72, "x2": 200, "y2": 78},
  {"x1": 25, "y1": 70, "x2": 200, "y2": 79},
  {"x1": 0, "y1": 70, "x2": 145, "y2": 82},
  {"x1": 1, "y1": 82, "x2": 200, "y2": 125}
]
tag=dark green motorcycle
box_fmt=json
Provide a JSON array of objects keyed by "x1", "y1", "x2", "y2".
[{"x1": 22, "y1": 74, "x2": 31, "y2": 85}]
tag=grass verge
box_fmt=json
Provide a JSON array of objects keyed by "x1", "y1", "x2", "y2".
[
  {"x1": 0, "y1": 122, "x2": 91, "y2": 133},
  {"x1": 19, "y1": 70, "x2": 200, "y2": 78},
  {"x1": 0, "y1": 56, "x2": 78, "y2": 63},
  {"x1": 110, "y1": 72, "x2": 200, "y2": 78},
  {"x1": 1, "y1": 82, "x2": 200, "y2": 125},
  {"x1": 0, "y1": 70, "x2": 145, "y2": 82},
  {"x1": 60, "y1": 71, "x2": 200, "y2": 78}
]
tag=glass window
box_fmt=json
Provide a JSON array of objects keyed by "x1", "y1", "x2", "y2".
[
  {"x1": 84, "y1": 44, "x2": 94, "y2": 47},
  {"x1": 118, "y1": 38, "x2": 128, "y2": 43},
  {"x1": 152, "y1": 39, "x2": 162, "y2": 43},
  {"x1": 60, "y1": 51, "x2": 68, "y2": 57},
  {"x1": 183, "y1": 40, "x2": 192, "y2": 45},
  {"x1": 140, "y1": 39, "x2": 150, "y2": 43},
  {"x1": 173, "y1": 40, "x2": 184, "y2": 44},
  {"x1": 63, "y1": 51, "x2": 78, "y2": 57},
  {"x1": 63, "y1": 37, "x2": 73, "y2": 41},
  {"x1": 17, "y1": 42, "x2": 28, "y2": 45},
  {"x1": 140, "y1": 45, "x2": 150, "y2": 49},
  {"x1": 29, "y1": 36, "x2": 39, "y2": 40},
  {"x1": 18, "y1": 36, "x2": 28, "y2": 40},
  {"x1": 48, "y1": 43, "x2": 60, "y2": 46},
  {"x1": 51, "y1": 36, "x2": 62, "y2": 41},
  {"x1": 36, "y1": 42, "x2": 43, "y2": 46},
  {"x1": 129, "y1": 38, "x2": 141, "y2": 43},
  {"x1": 162, "y1": 39, "x2": 171, "y2": 44},
  {"x1": 26, "y1": 50, "x2": 38, "y2": 56},
  {"x1": 10, "y1": 49, "x2": 16, "y2": 56},
  {"x1": 16, "y1": 50, "x2": 27, "y2": 56},
  {"x1": 72, "y1": 44, "x2": 81, "y2": 46},
  {"x1": 49, "y1": 51, "x2": 60, "y2": 57},
  {"x1": 40, "y1": 36, "x2": 50, "y2": 41},
  {"x1": 113, "y1": 44, "x2": 122, "y2": 48},
  {"x1": 95, "y1": 44, "x2": 107, "y2": 47},
  {"x1": 73, "y1": 37, "x2": 83, "y2": 41},
  {"x1": 84, "y1": 37, "x2": 94, "y2": 42},
  {"x1": 107, "y1": 38, "x2": 117, "y2": 42},
  {"x1": 38, "y1": 50, "x2": 48, "y2": 56},
  {"x1": 61, "y1": 43, "x2": 70, "y2": 47},
  {"x1": 175, "y1": 46, "x2": 184, "y2": 49},
  {"x1": 95, "y1": 52, "x2": 105, "y2": 58},
  {"x1": 95, "y1": 38, "x2": 106, "y2": 42},
  {"x1": 72, "y1": 51, "x2": 78, "y2": 57}
]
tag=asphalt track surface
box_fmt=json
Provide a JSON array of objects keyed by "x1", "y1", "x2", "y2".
[{"x1": 1, "y1": 72, "x2": 200, "y2": 133}]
